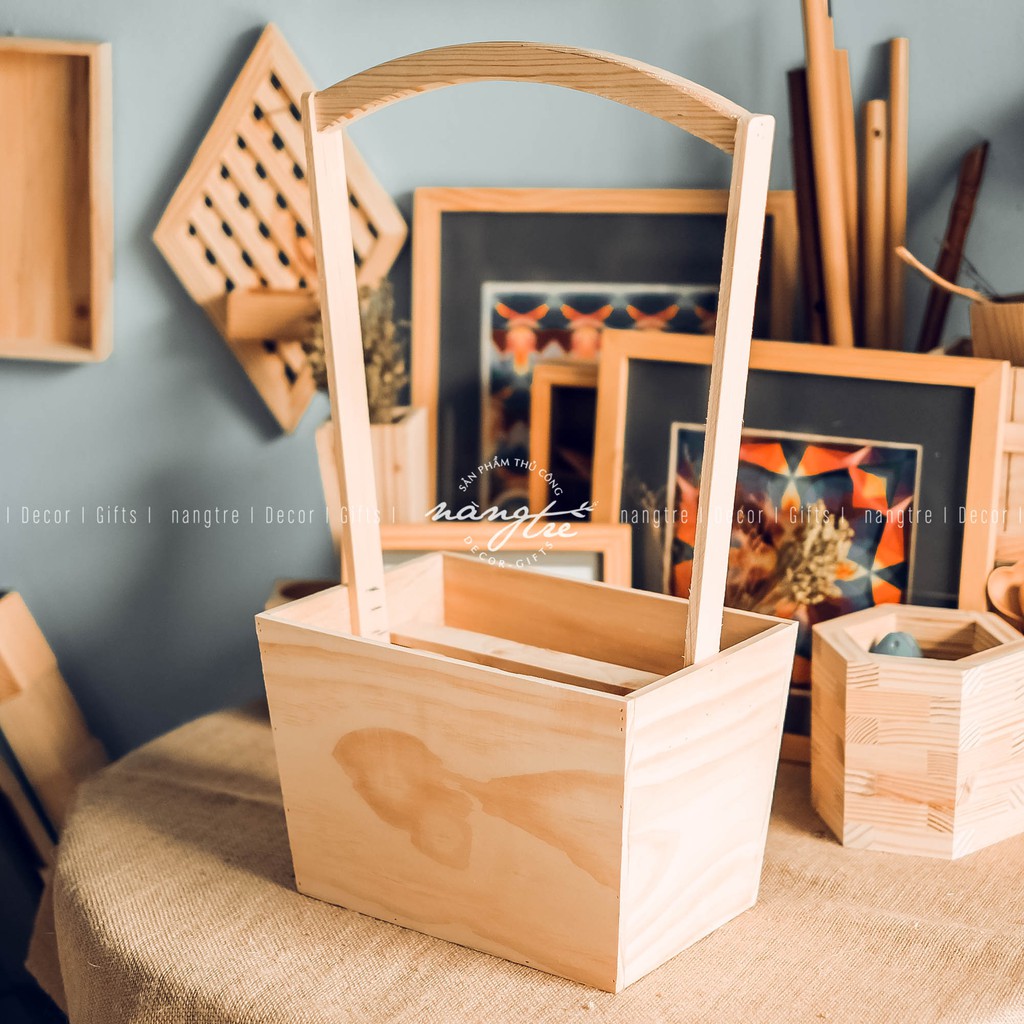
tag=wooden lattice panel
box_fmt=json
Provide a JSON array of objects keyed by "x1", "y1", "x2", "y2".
[{"x1": 154, "y1": 24, "x2": 407, "y2": 432}]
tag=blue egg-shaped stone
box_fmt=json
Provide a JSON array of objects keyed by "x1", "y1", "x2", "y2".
[{"x1": 869, "y1": 631, "x2": 923, "y2": 658}]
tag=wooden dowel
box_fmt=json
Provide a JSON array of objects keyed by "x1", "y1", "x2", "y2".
[
  {"x1": 895, "y1": 246, "x2": 989, "y2": 304},
  {"x1": 885, "y1": 38, "x2": 910, "y2": 349},
  {"x1": 861, "y1": 100, "x2": 888, "y2": 348},
  {"x1": 915, "y1": 141, "x2": 989, "y2": 352},
  {"x1": 834, "y1": 48, "x2": 859, "y2": 338},
  {"x1": 787, "y1": 68, "x2": 828, "y2": 344},
  {"x1": 800, "y1": 0, "x2": 855, "y2": 347}
]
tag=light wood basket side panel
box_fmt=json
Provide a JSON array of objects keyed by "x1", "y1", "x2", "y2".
[
  {"x1": 257, "y1": 619, "x2": 626, "y2": 991},
  {"x1": 618, "y1": 622, "x2": 795, "y2": 986}
]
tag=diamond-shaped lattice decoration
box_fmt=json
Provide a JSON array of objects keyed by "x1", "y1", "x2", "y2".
[{"x1": 154, "y1": 24, "x2": 407, "y2": 432}]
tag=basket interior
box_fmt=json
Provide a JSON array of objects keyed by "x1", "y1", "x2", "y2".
[
  {"x1": 266, "y1": 553, "x2": 783, "y2": 696},
  {"x1": 843, "y1": 608, "x2": 1008, "y2": 662}
]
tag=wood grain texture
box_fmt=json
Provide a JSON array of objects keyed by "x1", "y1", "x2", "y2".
[
  {"x1": 996, "y1": 367, "x2": 1024, "y2": 564},
  {"x1": 304, "y1": 91, "x2": 389, "y2": 640},
  {"x1": 800, "y1": 0, "x2": 855, "y2": 348},
  {"x1": 619, "y1": 620, "x2": 795, "y2": 986},
  {"x1": 153, "y1": 24, "x2": 406, "y2": 432},
  {"x1": 0, "y1": 38, "x2": 112, "y2": 361},
  {"x1": 971, "y1": 302, "x2": 1024, "y2": 366},
  {"x1": 834, "y1": 48, "x2": 859, "y2": 333},
  {"x1": 885, "y1": 39, "x2": 910, "y2": 349},
  {"x1": 315, "y1": 410, "x2": 430, "y2": 527},
  {"x1": 0, "y1": 593, "x2": 107, "y2": 830},
  {"x1": 684, "y1": 114, "x2": 774, "y2": 666},
  {"x1": 591, "y1": 329, "x2": 1008, "y2": 611},
  {"x1": 812, "y1": 604, "x2": 1024, "y2": 858},
  {"x1": 528, "y1": 360, "x2": 599, "y2": 514},
  {"x1": 257, "y1": 553, "x2": 795, "y2": 991},
  {"x1": 787, "y1": 68, "x2": 827, "y2": 345},
  {"x1": 861, "y1": 100, "x2": 889, "y2": 348},
  {"x1": 314, "y1": 41, "x2": 747, "y2": 151}
]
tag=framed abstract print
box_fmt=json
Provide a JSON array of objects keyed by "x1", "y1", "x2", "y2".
[
  {"x1": 591, "y1": 329, "x2": 1009, "y2": 760},
  {"x1": 411, "y1": 187, "x2": 799, "y2": 507}
]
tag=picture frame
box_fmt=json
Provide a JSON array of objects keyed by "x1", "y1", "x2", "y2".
[
  {"x1": 528, "y1": 360, "x2": 599, "y2": 515},
  {"x1": 591, "y1": 329, "x2": 1009, "y2": 760},
  {"x1": 315, "y1": 418, "x2": 632, "y2": 586},
  {"x1": 412, "y1": 187, "x2": 799, "y2": 506}
]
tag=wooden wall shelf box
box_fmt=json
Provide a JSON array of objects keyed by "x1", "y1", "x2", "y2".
[
  {"x1": 257, "y1": 42, "x2": 796, "y2": 992},
  {"x1": 0, "y1": 37, "x2": 113, "y2": 361},
  {"x1": 812, "y1": 604, "x2": 1024, "y2": 859}
]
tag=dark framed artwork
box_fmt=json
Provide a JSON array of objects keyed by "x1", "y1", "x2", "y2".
[
  {"x1": 411, "y1": 187, "x2": 799, "y2": 507},
  {"x1": 592, "y1": 329, "x2": 1009, "y2": 759}
]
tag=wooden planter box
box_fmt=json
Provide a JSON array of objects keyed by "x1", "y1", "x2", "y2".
[
  {"x1": 258, "y1": 41, "x2": 792, "y2": 991},
  {"x1": 316, "y1": 408, "x2": 429, "y2": 530},
  {"x1": 812, "y1": 604, "x2": 1024, "y2": 859},
  {"x1": 258, "y1": 554, "x2": 796, "y2": 991}
]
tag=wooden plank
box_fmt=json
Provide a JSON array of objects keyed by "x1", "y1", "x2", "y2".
[
  {"x1": 391, "y1": 621, "x2": 659, "y2": 695},
  {"x1": 226, "y1": 288, "x2": 319, "y2": 341},
  {"x1": 885, "y1": 38, "x2": 910, "y2": 348},
  {"x1": 686, "y1": 114, "x2": 774, "y2": 666},
  {"x1": 257, "y1": 609, "x2": 627, "y2": 991},
  {"x1": 619, "y1": 620, "x2": 795, "y2": 986},
  {"x1": 315, "y1": 42, "x2": 747, "y2": 152},
  {"x1": 0, "y1": 39, "x2": 112, "y2": 361},
  {"x1": 0, "y1": 593, "x2": 107, "y2": 830},
  {"x1": 834, "y1": 48, "x2": 859, "y2": 335},
  {"x1": 800, "y1": 0, "x2": 855, "y2": 347},
  {"x1": 787, "y1": 68, "x2": 827, "y2": 344},
  {"x1": 304, "y1": 91, "x2": 389, "y2": 640},
  {"x1": 862, "y1": 100, "x2": 889, "y2": 348}
]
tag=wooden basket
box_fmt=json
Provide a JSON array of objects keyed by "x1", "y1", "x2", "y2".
[{"x1": 256, "y1": 42, "x2": 797, "y2": 993}]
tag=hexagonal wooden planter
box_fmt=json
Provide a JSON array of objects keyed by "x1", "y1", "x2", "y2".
[{"x1": 811, "y1": 604, "x2": 1024, "y2": 859}]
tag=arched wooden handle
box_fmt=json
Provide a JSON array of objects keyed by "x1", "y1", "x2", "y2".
[
  {"x1": 306, "y1": 43, "x2": 774, "y2": 666},
  {"x1": 313, "y1": 41, "x2": 748, "y2": 153}
]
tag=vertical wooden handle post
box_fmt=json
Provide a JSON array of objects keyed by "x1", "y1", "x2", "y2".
[
  {"x1": 684, "y1": 115, "x2": 775, "y2": 666},
  {"x1": 303, "y1": 92, "x2": 390, "y2": 641}
]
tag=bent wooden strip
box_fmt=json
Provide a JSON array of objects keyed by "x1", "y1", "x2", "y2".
[{"x1": 314, "y1": 42, "x2": 746, "y2": 151}]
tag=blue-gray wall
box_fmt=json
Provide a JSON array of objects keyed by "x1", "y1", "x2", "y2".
[{"x1": 1, "y1": 0, "x2": 1022, "y2": 760}]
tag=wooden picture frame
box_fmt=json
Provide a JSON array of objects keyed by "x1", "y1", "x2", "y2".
[
  {"x1": 316, "y1": 416, "x2": 631, "y2": 586},
  {"x1": 412, "y1": 187, "x2": 799, "y2": 506},
  {"x1": 528, "y1": 360, "x2": 599, "y2": 514},
  {"x1": 0, "y1": 37, "x2": 113, "y2": 362},
  {"x1": 592, "y1": 329, "x2": 1008, "y2": 760}
]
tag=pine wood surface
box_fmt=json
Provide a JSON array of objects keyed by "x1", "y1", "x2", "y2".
[
  {"x1": 812, "y1": 604, "x2": 1024, "y2": 859},
  {"x1": 0, "y1": 37, "x2": 112, "y2": 361}
]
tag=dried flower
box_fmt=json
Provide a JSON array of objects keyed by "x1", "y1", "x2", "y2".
[{"x1": 303, "y1": 279, "x2": 409, "y2": 424}]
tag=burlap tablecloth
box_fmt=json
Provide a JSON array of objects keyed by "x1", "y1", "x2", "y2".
[{"x1": 27, "y1": 703, "x2": 1024, "y2": 1023}]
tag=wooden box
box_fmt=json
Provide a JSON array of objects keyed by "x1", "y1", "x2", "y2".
[
  {"x1": 257, "y1": 41, "x2": 795, "y2": 991},
  {"x1": 811, "y1": 604, "x2": 1024, "y2": 859},
  {"x1": 258, "y1": 555, "x2": 796, "y2": 991},
  {"x1": 316, "y1": 407, "x2": 429, "y2": 528},
  {"x1": 0, "y1": 38, "x2": 112, "y2": 361},
  {"x1": 972, "y1": 301, "x2": 1024, "y2": 367}
]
